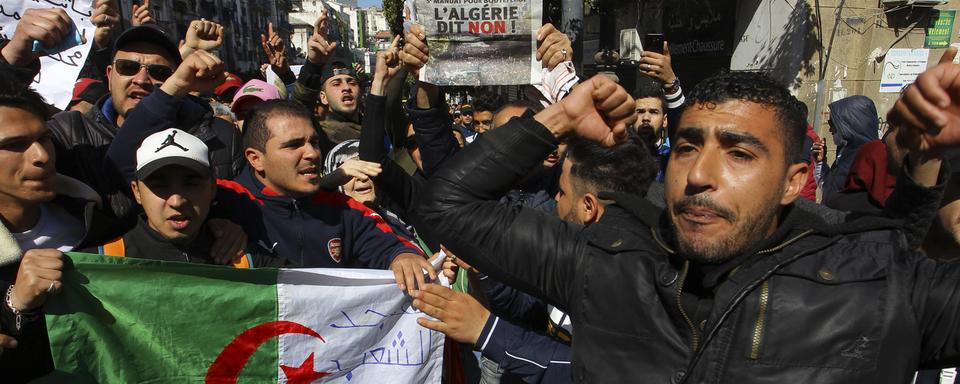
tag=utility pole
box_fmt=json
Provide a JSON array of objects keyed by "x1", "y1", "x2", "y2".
[
  {"x1": 812, "y1": 0, "x2": 847, "y2": 137},
  {"x1": 561, "y1": 0, "x2": 583, "y2": 72}
]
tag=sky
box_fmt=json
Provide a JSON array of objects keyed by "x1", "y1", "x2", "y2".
[{"x1": 358, "y1": 0, "x2": 383, "y2": 8}]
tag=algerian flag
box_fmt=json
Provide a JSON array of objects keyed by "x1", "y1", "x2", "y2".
[{"x1": 43, "y1": 253, "x2": 444, "y2": 383}]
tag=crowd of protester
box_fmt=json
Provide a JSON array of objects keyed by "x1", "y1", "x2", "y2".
[{"x1": 2, "y1": 2, "x2": 960, "y2": 383}]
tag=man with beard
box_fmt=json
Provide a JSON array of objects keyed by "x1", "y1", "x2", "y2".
[
  {"x1": 40, "y1": 21, "x2": 243, "y2": 243},
  {"x1": 417, "y1": 68, "x2": 960, "y2": 382}
]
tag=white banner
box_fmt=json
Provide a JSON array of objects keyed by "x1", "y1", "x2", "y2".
[{"x1": 0, "y1": 0, "x2": 96, "y2": 109}]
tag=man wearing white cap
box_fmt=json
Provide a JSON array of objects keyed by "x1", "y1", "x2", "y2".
[{"x1": 88, "y1": 129, "x2": 289, "y2": 267}]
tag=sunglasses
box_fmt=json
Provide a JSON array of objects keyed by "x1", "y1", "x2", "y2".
[{"x1": 113, "y1": 59, "x2": 173, "y2": 81}]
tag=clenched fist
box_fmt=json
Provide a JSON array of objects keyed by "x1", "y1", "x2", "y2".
[
  {"x1": 9, "y1": 249, "x2": 65, "y2": 313},
  {"x1": 160, "y1": 50, "x2": 226, "y2": 98},
  {"x1": 534, "y1": 74, "x2": 636, "y2": 147}
]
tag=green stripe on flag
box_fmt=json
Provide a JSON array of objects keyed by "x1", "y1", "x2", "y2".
[{"x1": 43, "y1": 253, "x2": 280, "y2": 383}]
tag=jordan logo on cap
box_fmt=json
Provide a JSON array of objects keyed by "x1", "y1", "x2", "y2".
[{"x1": 155, "y1": 130, "x2": 189, "y2": 153}]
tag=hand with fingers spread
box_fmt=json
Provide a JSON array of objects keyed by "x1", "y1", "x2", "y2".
[
  {"x1": 131, "y1": 0, "x2": 154, "y2": 26},
  {"x1": 159, "y1": 50, "x2": 226, "y2": 98},
  {"x1": 534, "y1": 74, "x2": 636, "y2": 146},
  {"x1": 307, "y1": 10, "x2": 339, "y2": 64},
  {"x1": 399, "y1": 24, "x2": 429, "y2": 76},
  {"x1": 412, "y1": 284, "x2": 491, "y2": 344},
  {"x1": 1, "y1": 8, "x2": 74, "y2": 67},
  {"x1": 536, "y1": 23, "x2": 572, "y2": 71},
  {"x1": 888, "y1": 48, "x2": 960, "y2": 161},
  {"x1": 261, "y1": 22, "x2": 289, "y2": 73},
  {"x1": 9, "y1": 249, "x2": 65, "y2": 313},
  {"x1": 639, "y1": 41, "x2": 677, "y2": 90},
  {"x1": 372, "y1": 36, "x2": 403, "y2": 96},
  {"x1": 183, "y1": 19, "x2": 225, "y2": 56},
  {"x1": 208, "y1": 219, "x2": 248, "y2": 265},
  {"x1": 390, "y1": 252, "x2": 437, "y2": 295},
  {"x1": 92, "y1": 0, "x2": 121, "y2": 49}
]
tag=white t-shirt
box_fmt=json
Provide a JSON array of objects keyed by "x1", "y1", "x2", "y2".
[{"x1": 12, "y1": 203, "x2": 84, "y2": 252}]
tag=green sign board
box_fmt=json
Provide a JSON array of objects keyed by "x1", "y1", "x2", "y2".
[{"x1": 925, "y1": 9, "x2": 956, "y2": 48}]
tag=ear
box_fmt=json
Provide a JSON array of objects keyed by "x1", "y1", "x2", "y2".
[
  {"x1": 319, "y1": 90, "x2": 329, "y2": 106},
  {"x1": 780, "y1": 162, "x2": 809, "y2": 205},
  {"x1": 580, "y1": 192, "x2": 603, "y2": 225},
  {"x1": 131, "y1": 181, "x2": 143, "y2": 205},
  {"x1": 105, "y1": 65, "x2": 114, "y2": 91},
  {"x1": 245, "y1": 148, "x2": 266, "y2": 173}
]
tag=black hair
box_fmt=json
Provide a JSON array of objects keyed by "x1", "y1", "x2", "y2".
[
  {"x1": 632, "y1": 77, "x2": 666, "y2": 108},
  {"x1": 0, "y1": 72, "x2": 51, "y2": 121},
  {"x1": 685, "y1": 71, "x2": 807, "y2": 165},
  {"x1": 472, "y1": 91, "x2": 506, "y2": 113},
  {"x1": 565, "y1": 135, "x2": 657, "y2": 197},
  {"x1": 495, "y1": 98, "x2": 544, "y2": 115},
  {"x1": 242, "y1": 100, "x2": 314, "y2": 152}
]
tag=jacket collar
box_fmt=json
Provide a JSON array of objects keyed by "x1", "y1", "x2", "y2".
[
  {"x1": 92, "y1": 93, "x2": 217, "y2": 142},
  {"x1": 129, "y1": 214, "x2": 215, "y2": 256},
  {"x1": 0, "y1": 174, "x2": 101, "y2": 267}
]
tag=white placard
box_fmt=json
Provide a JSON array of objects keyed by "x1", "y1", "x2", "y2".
[
  {"x1": 0, "y1": 0, "x2": 96, "y2": 110},
  {"x1": 880, "y1": 48, "x2": 930, "y2": 93}
]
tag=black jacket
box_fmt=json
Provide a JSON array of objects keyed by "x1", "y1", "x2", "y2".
[
  {"x1": 418, "y1": 115, "x2": 960, "y2": 383},
  {"x1": 81, "y1": 216, "x2": 292, "y2": 267},
  {"x1": 0, "y1": 175, "x2": 112, "y2": 383},
  {"x1": 47, "y1": 93, "x2": 245, "y2": 242}
]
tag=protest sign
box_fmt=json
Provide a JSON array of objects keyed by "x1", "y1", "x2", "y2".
[
  {"x1": 0, "y1": 0, "x2": 96, "y2": 110},
  {"x1": 880, "y1": 48, "x2": 929, "y2": 93},
  {"x1": 44, "y1": 253, "x2": 444, "y2": 383},
  {"x1": 414, "y1": 0, "x2": 542, "y2": 86}
]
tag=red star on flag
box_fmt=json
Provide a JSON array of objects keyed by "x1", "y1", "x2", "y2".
[{"x1": 280, "y1": 352, "x2": 332, "y2": 384}]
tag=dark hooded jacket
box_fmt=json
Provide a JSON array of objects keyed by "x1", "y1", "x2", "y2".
[
  {"x1": 821, "y1": 95, "x2": 880, "y2": 202},
  {"x1": 47, "y1": 93, "x2": 244, "y2": 243}
]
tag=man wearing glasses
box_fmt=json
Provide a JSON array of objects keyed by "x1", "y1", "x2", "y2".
[{"x1": 43, "y1": 24, "x2": 243, "y2": 244}]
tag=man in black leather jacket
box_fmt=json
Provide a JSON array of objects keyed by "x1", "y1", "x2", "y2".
[{"x1": 417, "y1": 69, "x2": 960, "y2": 383}]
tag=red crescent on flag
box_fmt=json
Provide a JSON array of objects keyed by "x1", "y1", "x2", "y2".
[{"x1": 205, "y1": 320, "x2": 326, "y2": 383}]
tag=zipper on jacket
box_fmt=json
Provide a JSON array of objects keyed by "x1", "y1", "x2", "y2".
[
  {"x1": 675, "y1": 260, "x2": 700, "y2": 351},
  {"x1": 292, "y1": 199, "x2": 304, "y2": 264},
  {"x1": 748, "y1": 279, "x2": 770, "y2": 360}
]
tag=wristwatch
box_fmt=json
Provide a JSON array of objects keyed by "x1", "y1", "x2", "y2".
[{"x1": 663, "y1": 77, "x2": 679, "y2": 94}]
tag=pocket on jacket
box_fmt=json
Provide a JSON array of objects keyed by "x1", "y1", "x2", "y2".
[{"x1": 742, "y1": 274, "x2": 886, "y2": 371}]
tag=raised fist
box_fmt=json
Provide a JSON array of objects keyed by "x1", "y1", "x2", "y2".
[
  {"x1": 92, "y1": 0, "x2": 121, "y2": 49},
  {"x1": 535, "y1": 75, "x2": 635, "y2": 147},
  {"x1": 159, "y1": 50, "x2": 226, "y2": 98},
  {"x1": 0, "y1": 8, "x2": 74, "y2": 67},
  {"x1": 185, "y1": 19, "x2": 224, "y2": 52},
  {"x1": 889, "y1": 60, "x2": 960, "y2": 160},
  {"x1": 307, "y1": 10, "x2": 338, "y2": 65},
  {"x1": 400, "y1": 24, "x2": 428, "y2": 74}
]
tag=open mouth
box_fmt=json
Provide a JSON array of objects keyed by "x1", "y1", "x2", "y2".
[
  {"x1": 298, "y1": 166, "x2": 319, "y2": 181},
  {"x1": 168, "y1": 214, "x2": 191, "y2": 230},
  {"x1": 341, "y1": 94, "x2": 355, "y2": 106}
]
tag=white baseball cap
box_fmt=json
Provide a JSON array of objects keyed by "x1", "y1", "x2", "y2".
[{"x1": 135, "y1": 128, "x2": 211, "y2": 180}]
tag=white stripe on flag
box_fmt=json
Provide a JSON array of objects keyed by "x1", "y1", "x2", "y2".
[{"x1": 277, "y1": 268, "x2": 444, "y2": 383}]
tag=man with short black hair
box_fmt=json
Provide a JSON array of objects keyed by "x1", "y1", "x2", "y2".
[
  {"x1": 0, "y1": 70, "x2": 106, "y2": 382},
  {"x1": 471, "y1": 92, "x2": 506, "y2": 134},
  {"x1": 90, "y1": 129, "x2": 287, "y2": 267},
  {"x1": 418, "y1": 68, "x2": 960, "y2": 382},
  {"x1": 108, "y1": 52, "x2": 433, "y2": 293}
]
